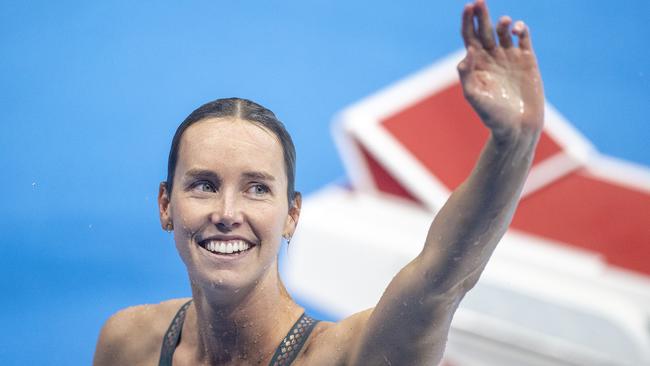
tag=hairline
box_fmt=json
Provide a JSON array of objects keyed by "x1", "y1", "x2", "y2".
[{"x1": 167, "y1": 114, "x2": 296, "y2": 206}]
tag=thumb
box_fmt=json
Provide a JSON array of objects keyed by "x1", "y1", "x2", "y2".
[{"x1": 457, "y1": 49, "x2": 474, "y2": 81}]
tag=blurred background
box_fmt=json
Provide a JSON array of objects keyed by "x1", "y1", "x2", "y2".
[{"x1": 1, "y1": 1, "x2": 648, "y2": 365}]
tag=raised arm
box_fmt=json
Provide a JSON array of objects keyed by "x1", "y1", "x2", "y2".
[{"x1": 347, "y1": 1, "x2": 544, "y2": 364}]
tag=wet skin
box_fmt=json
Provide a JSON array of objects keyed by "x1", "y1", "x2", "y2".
[
  {"x1": 93, "y1": 1, "x2": 545, "y2": 365},
  {"x1": 165, "y1": 118, "x2": 297, "y2": 296},
  {"x1": 159, "y1": 118, "x2": 307, "y2": 365}
]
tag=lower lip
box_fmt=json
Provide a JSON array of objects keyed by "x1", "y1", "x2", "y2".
[{"x1": 197, "y1": 243, "x2": 255, "y2": 261}]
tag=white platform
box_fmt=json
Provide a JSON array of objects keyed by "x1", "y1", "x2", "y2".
[{"x1": 284, "y1": 185, "x2": 650, "y2": 366}]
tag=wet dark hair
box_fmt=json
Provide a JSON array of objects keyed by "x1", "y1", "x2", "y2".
[{"x1": 165, "y1": 97, "x2": 297, "y2": 205}]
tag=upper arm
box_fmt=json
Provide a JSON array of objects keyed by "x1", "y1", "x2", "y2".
[
  {"x1": 93, "y1": 310, "x2": 132, "y2": 366},
  {"x1": 92, "y1": 306, "x2": 162, "y2": 366},
  {"x1": 344, "y1": 256, "x2": 467, "y2": 366}
]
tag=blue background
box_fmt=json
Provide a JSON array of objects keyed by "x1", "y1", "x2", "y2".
[{"x1": 1, "y1": 1, "x2": 648, "y2": 364}]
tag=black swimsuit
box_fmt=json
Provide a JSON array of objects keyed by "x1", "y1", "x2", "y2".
[{"x1": 158, "y1": 300, "x2": 320, "y2": 366}]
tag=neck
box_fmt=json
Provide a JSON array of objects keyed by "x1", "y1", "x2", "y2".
[{"x1": 184, "y1": 263, "x2": 303, "y2": 365}]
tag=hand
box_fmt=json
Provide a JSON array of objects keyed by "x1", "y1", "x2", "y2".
[{"x1": 458, "y1": 0, "x2": 544, "y2": 140}]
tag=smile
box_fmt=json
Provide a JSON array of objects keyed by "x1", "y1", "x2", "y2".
[{"x1": 198, "y1": 239, "x2": 254, "y2": 255}]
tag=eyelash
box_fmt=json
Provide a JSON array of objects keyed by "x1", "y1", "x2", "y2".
[
  {"x1": 189, "y1": 181, "x2": 270, "y2": 196},
  {"x1": 191, "y1": 181, "x2": 216, "y2": 192},
  {"x1": 247, "y1": 183, "x2": 270, "y2": 196}
]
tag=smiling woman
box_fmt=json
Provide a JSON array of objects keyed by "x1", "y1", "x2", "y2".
[
  {"x1": 161, "y1": 109, "x2": 302, "y2": 305},
  {"x1": 92, "y1": 1, "x2": 546, "y2": 365}
]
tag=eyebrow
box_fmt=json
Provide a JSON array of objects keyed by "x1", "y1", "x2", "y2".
[
  {"x1": 184, "y1": 168, "x2": 220, "y2": 179},
  {"x1": 183, "y1": 168, "x2": 275, "y2": 182},
  {"x1": 242, "y1": 171, "x2": 276, "y2": 182}
]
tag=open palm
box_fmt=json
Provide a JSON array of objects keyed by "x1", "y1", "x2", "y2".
[{"x1": 458, "y1": 0, "x2": 544, "y2": 140}]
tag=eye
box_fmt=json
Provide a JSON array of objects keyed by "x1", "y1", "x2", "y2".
[
  {"x1": 191, "y1": 181, "x2": 216, "y2": 193},
  {"x1": 247, "y1": 183, "x2": 270, "y2": 196}
]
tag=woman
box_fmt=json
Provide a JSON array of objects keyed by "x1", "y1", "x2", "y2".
[{"x1": 93, "y1": 0, "x2": 544, "y2": 364}]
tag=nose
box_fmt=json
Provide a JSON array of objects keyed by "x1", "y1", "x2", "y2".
[{"x1": 210, "y1": 190, "x2": 243, "y2": 232}]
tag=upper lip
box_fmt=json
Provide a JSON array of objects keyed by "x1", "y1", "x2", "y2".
[{"x1": 197, "y1": 235, "x2": 257, "y2": 246}]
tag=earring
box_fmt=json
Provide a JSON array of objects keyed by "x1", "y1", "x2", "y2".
[
  {"x1": 165, "y1": 223, "x2": 174, "y2": 233},
  {"x1": 282, "y1": 234, "x2": 292, "y2": 245}
]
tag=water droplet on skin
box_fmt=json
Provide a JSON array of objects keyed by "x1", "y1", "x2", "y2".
[
  {"x1": 499, "y1": 86, "x2": 509, "y2": 100},
  {"x1": 472, "y1": 240, "x2": 480, "y2": 246}
]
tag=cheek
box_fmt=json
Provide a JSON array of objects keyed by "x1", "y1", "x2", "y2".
[
  {"x1": 171, "y1": 198, "x2": 209, "y2": 235},
  {"x1": 249, "y1": 204, "x2": 289, "y2": 236}
]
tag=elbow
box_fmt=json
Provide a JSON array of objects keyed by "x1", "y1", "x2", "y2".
[
  {"x1": 427, "y1": 266, "x2": 483, "y2": 301},
  {"x1": 460, "y1": 270, "x2": 482, "y2": 292}
]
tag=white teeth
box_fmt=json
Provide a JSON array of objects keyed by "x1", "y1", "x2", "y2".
[{"x1": 204, "y1": 240, "x2": 251, "y2": 254}]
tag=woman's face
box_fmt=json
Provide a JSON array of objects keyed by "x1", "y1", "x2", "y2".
[{"x1": 158, "y1": 117, "x2": 299, "y2": 290}]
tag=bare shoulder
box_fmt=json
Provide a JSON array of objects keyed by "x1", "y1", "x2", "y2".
[
  {"x1": 296, "y1": 309, "x2": 373, "y2": 366},
  {"x1": 93, "y1": 298, "x2": 191, "y2": 366}
]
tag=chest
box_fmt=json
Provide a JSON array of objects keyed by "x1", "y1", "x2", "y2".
[{"x1": 167, "y1": 325, "x2": 349, "y2": 366}]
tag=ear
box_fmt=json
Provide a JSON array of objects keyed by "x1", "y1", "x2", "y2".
[
  {"x1": 158, "y1": 181, "x2": 173, "y2": 230},
  {"x1": 284, "y1": 192, "x2": 302, "y2": 238}
]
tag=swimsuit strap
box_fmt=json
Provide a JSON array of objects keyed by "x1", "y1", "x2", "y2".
[
  {"x1": 158, "y1": 299, "x2": 193, "y2": 366},
  {"x1": 268, "y1": 313, "x2": 320, "y2": 366},
  {"x1": 158, "y1": 300, "x2": 320, "y2": 366}
]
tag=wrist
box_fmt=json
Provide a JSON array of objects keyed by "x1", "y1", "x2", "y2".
[{"x1": 490, "y1": 124, "x2": 541, "y2": 151}]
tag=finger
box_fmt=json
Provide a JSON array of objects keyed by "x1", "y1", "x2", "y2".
[
  {"x1": 475, "y1": 0, "x2": 496, "y2": 50},
  {"x1": 457, "y1": 52, "x2": 474, "y2": 81},
  {"x1": 512, "y1": 20, "x2": 532, "y2": 50},
  {"x1": 496, "y1": 16, "x2": 513, "y2": 48},
  {"x1": 457, "y1": 47, "x2": 476, "y2": 80},
  {"x1": 461, "y1": 4, "x2": 479, "y2": 48}
]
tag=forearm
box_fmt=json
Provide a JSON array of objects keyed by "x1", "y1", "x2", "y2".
[
  {"x1": 347, "y1": 134, "x2": 542, "y2": 365},
  {"x1": 419, "y1": 127, "x2": 541, "y2": 294},
  {"x1": 345, "y1": 4, "x2": 547, "y2": 365}
]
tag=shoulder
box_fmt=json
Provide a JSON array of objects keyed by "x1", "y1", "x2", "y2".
[
  {"x1": 93, "y1": 298, "x2": 191, "y2": 366},
  {"x1": 296, "y1": 309, "x2": 373, "y2": 366}
]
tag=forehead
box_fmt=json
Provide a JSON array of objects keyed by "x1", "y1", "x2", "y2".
[{"x1": 177, "y1": 118, "x2": 286, "y2": 178}]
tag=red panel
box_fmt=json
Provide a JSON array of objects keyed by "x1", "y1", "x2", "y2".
[
  {"x1": 355, "y1": 80, "x2": 650, "y2": 275},
  {"x1": 381, "y1": 83, "x2": 561, "y2": 190},
  {"x1": 513, "y1": 171, "x2": 650, "y2": 275},
  {"x1": 356, "y1": 139, "x2": 420, "y2": 203}
]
